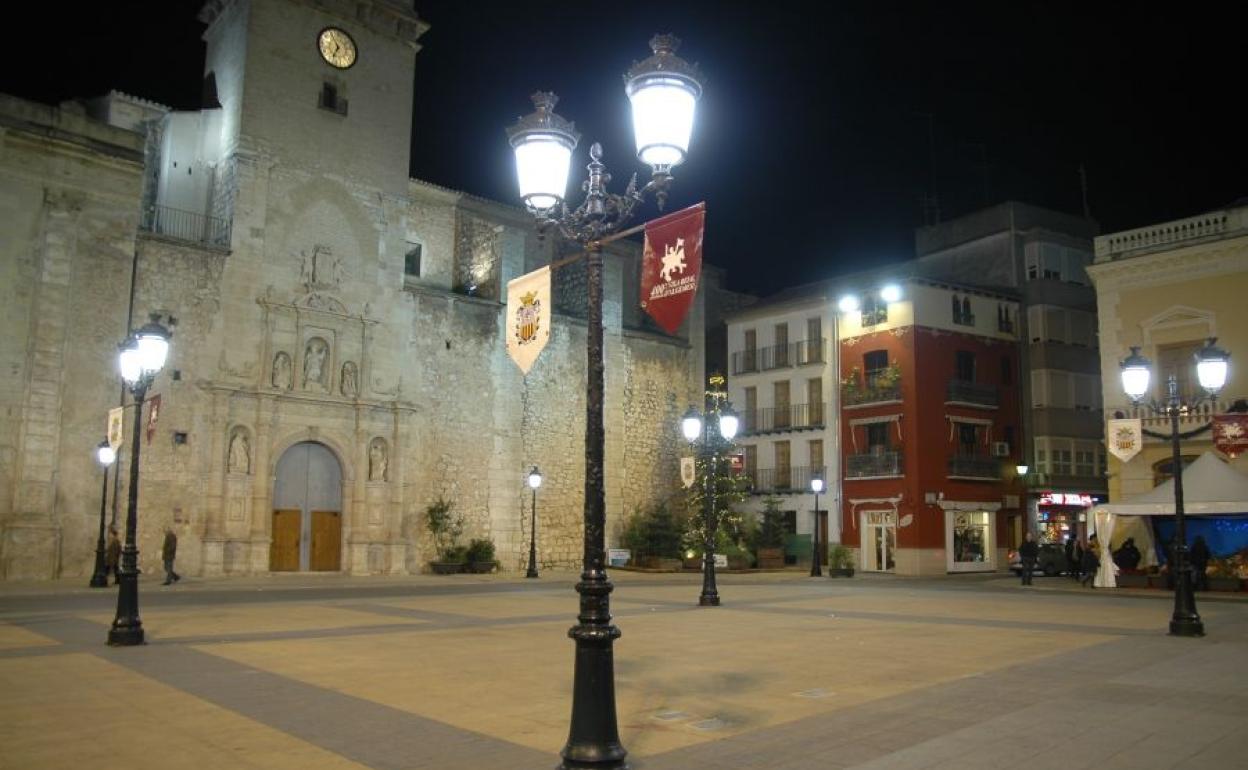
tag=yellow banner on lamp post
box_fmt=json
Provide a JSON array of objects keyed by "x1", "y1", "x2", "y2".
[
  {"x1": 506, "y1": 266, "x2": 552, "y2": 374},
  {"x1": 107, "y1": 406, "x2": 125, "y2": 451}
]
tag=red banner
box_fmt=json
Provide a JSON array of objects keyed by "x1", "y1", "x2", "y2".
[
  {"x1": 1213, "y1": 414, "x2": 1248, "y2": 459},
  {"x1": 640, "y1": 202, "x2": 705, "y2": 334},
  {"x1": 146, "y1": 394, "x2": 162, "y2": 445}
]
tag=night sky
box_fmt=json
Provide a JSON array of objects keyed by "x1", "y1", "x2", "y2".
[{"x1": 5, "y1": 0, "x2": 1243, "y2": 295}]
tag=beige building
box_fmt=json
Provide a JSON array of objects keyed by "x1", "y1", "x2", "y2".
[
  {"x1": 1088, "y1": 202, "x2": 1248, "y2": 502},
  {"x1": 0, "y1": 0, "x2": 714, "y2": 580}
]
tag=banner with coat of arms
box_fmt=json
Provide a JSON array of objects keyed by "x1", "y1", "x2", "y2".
[
  {"x1": 506, "y1": 266, "x2": 552, "y2": 374},
  {"x1": 1107, "y1": 418, "x2": 1142, "y2": 463},
  {"x1": 1213, "y1": 414, "x2": 1248, "y2": 459},
  {"x1": 107, "y1": 406, "x2": 125, "y2": 452},
  {"x1": 640, "y1": 202, "x2": 705, "y2": 334},
  {"x1": 680, "y1": 457, "x2": 697, "y2": 488}
]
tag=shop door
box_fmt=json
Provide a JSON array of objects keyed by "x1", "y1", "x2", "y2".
[
  {"x1": 271, "y1": 441, "x2": 342, "y2": 572},
  {"x1": 862, "y1": 510, "x2": 896, "y2": 572},
  {"x1": 946, "y1": 510, "x2": 994, "y2": 572}
]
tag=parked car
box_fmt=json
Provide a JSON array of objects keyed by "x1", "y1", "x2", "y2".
[{"x1": 1008, "y1": 543, "x2": 1068, "y2": 576}]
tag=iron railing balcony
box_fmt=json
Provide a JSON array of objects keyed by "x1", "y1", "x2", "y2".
[
  {"x1": 140, "y1": 204, "x2": 231, "y2": 249},
  {"x1": 842, "y1": 379, "x2": 902, "y2": 406},
  {"x1": 747, "y1": 465, "x2": 827, "y2": 494},
  {"x1": 731, "y1": 338, "x2": 824, "y2": 375},
  {"x1": 947, "y1": 455, "x2": 1000, "y2": 479},
  {"x1": 741, "y1": 402, "x2": 826, "y2": 435},
  {"x1": 945, "y1": 379, "x2": 998, "y2": 407},
  {"x1": 846, "y1": 450, "x2": 903, "y2": 478}
]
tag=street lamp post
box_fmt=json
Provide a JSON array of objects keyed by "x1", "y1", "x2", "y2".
[
  {"x1": 810, "y1": 477, "x2": 824, "y2": 577},
  {"x1": 527, "y1": 466, "x2": 542, "y2": 579},
  {"x1": 681, "y1": 375, "x2": 740, "y2": 607},
  {"x1": 108, "y1": 317, "x2": 171, "y2": 646},
  {"x1": 507, "y1": 35, "x2": 702, "y2": 770},
  {"x1": 1120, "y1": 338, "x2": 1229, "y2": 637},
  {"x1": 89, "y1": 440, "x2": 117, "y2": 588}
]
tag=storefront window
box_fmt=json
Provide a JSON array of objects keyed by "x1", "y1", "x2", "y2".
[{"x1": 952, "y1": 511, "x2": 990, "y2": 564}]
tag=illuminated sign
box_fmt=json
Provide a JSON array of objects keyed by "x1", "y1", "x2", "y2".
[{"x1": 1039, "y1": 493, "x2": 1093, "y2": 506}]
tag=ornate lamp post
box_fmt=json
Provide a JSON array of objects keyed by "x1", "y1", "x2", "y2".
[
  {"x1": 681, "y1": 375, "x2": 740, "y2": 607},
  {"x1": 526, "y1": 466, "x2": 543, "y2": 579},
  {"x1": 89, "y1": 440, "x2": 117, "y2": 588},
  {"x1": 810, "y1": 477, "x2": 824, "y2": 577},
  {"x1": 108, "y1": 317, "x2": 171, "y2": 646},
  {"x1": 1120, "y1": 338, "x2": 1229, "y2": 637},
  {"x1": 507, "y1": 34, "x2": 702, "y2": 770}
]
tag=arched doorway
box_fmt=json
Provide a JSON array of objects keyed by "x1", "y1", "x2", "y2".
[{"x1": 271, "y1": 441, "x2": 342, "y2": 571}]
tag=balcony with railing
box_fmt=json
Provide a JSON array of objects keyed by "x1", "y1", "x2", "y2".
[
  {"x1": 842, "y1": 365, "x2": 903, "y2": 407},
  {"x1": 140, "y1": 204, "x2": 231, "y2": 249},
  {"x1": 946, "y1": 455, "x2": 1000, "y2": 480},
  {"x1": 741, "y1": 402, "x2": 826, "y2": 435},
  {"x1": 846, "y1": 450, "x2": 903, "y2": 479},
  {"x1": 746, "y1": 465, "x2": 826, "y2": 494},
  {"x1": 945, "y1": 379, "x2": 998, "y2": 408},
  {"x1": 731, "y1": 338, "x2": 824, "y2": 375}
]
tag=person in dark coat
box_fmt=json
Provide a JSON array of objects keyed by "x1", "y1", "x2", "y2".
[
  {"x1": 162, "y1": 527, "x2": 180, "y2": 585},
  {"x1": 1080, "y1": 537, "x2": 1099, "y2": 588},
  {"x1": 1113, "y1": 538, "x2": 1142, "y2": 570},
  {"x1": 1065, "y1": 535, "x2": 1079, "y2": 580},
  {"x1": 1189, "y1": 535, "x2": 1211, "y2": 591},
  {"x1": 1019, "y1": 532, "x2": 1040, "y2": 586},
  {"x1": 105, "y1": 527, "x2": 122, "y2": 585}
]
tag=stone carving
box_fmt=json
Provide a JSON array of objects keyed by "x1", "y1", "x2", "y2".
[
  {"x1": 341, "y1": 361, "x2": 358, "y2": 397},
  {"x1": 369, "y1": 438, "x2": 388, "y2": 482},
  {"x1": 299, "y1": 244, "x2": 346, "y2": 291},
  {"x1": 302, "y1": 338, "x2": 329, "y2": 391},
  {"x1": 228, "y1": 429, "x2": 251, "y2": 474},
  {"x1": 271, "y1": 352, "x2": 292, "y2": 390}
]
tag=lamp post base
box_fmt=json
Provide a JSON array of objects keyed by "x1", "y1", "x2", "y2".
[
  {"x1": 698, "y1": 594, "x2": 720, "y2": 606},
  {"x1": 526, "y1": 566, "x2": 539, "y2": 579},
  {"x1": 89, "y1": 546, "x2": 109, "y2": 588},
  {"x1": 107, "y1": 625, "x2": 145, "y2": 646},
  {"x1": 1169, "y1": 618, "x2": 1205, "y2": 637}
]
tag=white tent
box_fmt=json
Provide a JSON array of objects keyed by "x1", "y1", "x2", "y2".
[{"x1": 1089, "y1": 452, "x2": 1248, "y2": 587}]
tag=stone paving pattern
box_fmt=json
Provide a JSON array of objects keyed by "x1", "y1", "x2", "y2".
[{"x1": 1, "y1": 571, "x2": 1246, "y2": 769}]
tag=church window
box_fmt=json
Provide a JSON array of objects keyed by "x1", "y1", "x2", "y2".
[
  {"x1": 319, "y1": 82, "x2": 348, "y2": 115},
  {"x1": 404, "y1": 243, "x2": 422, "y2": 278}
]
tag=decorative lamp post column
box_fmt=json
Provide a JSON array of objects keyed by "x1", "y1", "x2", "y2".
[
  {"x1": 507, "y1": 35, "x2": 702, "y2": 770},
  {"x1": 810, "y1": 477, "x2": 824, "y2": 577},
  {"x1": 681, "y1": 375, "x2": 739, "y2": 606},
  {"x1": 108, "y1": 317, "x2": 171, "y2": 646},
  {"x1": 1120, "y1": 338, "x2": 1229, "y2": 637},
  {"x1": 527, "y1": 466, "x2": 543, "y2": 578},
  {"x1": 89, "y1": 440, "x2": 117, "y2": 588}
]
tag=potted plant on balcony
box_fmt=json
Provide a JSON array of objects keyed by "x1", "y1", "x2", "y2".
[
  {"x1": 425, "y1": 496, "x2": 466, "y2": 574},
  {"x1": 827, "y1": 544, "x2": 855, "y2": 577},
  {"x1": 875, "y1": 361, "x2": 901, "y2": 397},
  {"x1": 754, "y1": 495, "x2": 787, "y2": 569},
  {"x1": 841, "y1": 367, "x2": 863, "y2": 404},
  {"x1": 465, "y1": 537, "x2": 497, "y2": 574}
]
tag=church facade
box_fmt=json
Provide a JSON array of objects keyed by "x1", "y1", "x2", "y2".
[{"x1": 0, "y1": 0, "x2": 714, "y2": 579}]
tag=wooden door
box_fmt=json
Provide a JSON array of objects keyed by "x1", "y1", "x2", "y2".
[
  {"x1": 270, "y1": 509, "x2": 301, "y2": 571},
  {"x1": 310, "y1": 510, "x2": 341, "y2": 571}
]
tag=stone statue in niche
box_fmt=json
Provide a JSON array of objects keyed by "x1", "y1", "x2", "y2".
[
  {"x1": 271, "y1": 351, "x2": 292, "y2": 390},
  {"x1": 369, "y1": 439, "x2": 387, "y2": 482},
  {"x1": 302, "y1": 338, "x2": 329, "y2": 391},
  {"x1": 299, "y1": 244, "x2": 347, "y2": 291},
  {"x1": 341, "y1": 361, "x2": 358, "y2": 397},
  {"x1": 228, "y1": 430, "x2": 251, "y2": 474}
]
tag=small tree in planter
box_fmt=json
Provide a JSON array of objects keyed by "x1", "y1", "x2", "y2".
[
  {"x1": 425, "y1": 497, "x2": 466, "y2": 574},
  {"x1": 621, "y1": 502, "x2": 686, "y2": 570},
  {"x1": 827, "y1": 544, "x2": 855, "y2": 577},
  {"x1": 753, "y1": 495, "x2": 788, "y2": 569},
  {"x1": 465, "y1": 537, "x2": 497, "y2": 574}
]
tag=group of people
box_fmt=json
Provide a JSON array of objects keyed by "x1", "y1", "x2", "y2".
[
  {"x1": 1018, "y1": 531, "x2": 1215, "y2": 590},
  {"x1": 100, "y1": 526, "x2": 182, "y2": 586}
]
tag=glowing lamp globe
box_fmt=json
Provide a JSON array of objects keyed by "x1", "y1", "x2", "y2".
[{"x1": 625, "y1": 35, "x2": 703, "y2": 171}]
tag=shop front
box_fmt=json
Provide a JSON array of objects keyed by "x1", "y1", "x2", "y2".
[
  {"x1": 942, "y1": 502, "x2": 1000, "y2": 572},
  {"x1": 1035, "y1": 492, "x2": 1102, "y2": 545}
]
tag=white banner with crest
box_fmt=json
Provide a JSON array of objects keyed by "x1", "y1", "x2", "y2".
[
  {"x1": 680, "y1": 457, "x2": 697, "y2": 488},
  {"x1": 505, "y1": 266, "x2": 552, "y2": 374},
  {"x1": 1107, "y1": 418, "x2": 1142, "y2": 463}
]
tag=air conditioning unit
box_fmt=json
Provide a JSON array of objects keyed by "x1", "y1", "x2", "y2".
[{"x1": 991, "y1": 441, "x2": 1010, "y2": 457}]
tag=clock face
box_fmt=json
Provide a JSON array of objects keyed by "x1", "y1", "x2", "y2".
[{"x1": 318, "y1": 28, "x2": 357, "y2": 69}]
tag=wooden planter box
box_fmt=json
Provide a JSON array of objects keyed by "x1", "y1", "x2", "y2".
[
  {"x1": 828, "y1": 567, "x2": 855, "y2": 578},
  {"x1": 727, "y1": 554, "x2": 750, "y2": 571},
  {"x1": 430, "y1": 561, "x2": 465, "y2": 574},
  {"x1": 467, "y1": 560, "x2": 497, "y2": 574},
  {"x1": 636, "y1": 556, "x2": 683, "y2": 572},
  {"x1": 1208, "y1": 577, "x2": 1242, "y2": 592},
  {"x1": 757, "y1": 547, "x2": 785, "y2": 569},
  {"x1": 682, "y1": 556, "x2": 702, "y2": 570}
]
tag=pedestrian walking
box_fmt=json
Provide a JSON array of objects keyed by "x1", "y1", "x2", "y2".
[
  {"x1": 1190, "y1": 535, "x2": 1211, "y2": 591},
  {"x1": 1065, "y1": 535, "x2": 1078, "y2": 580},
  {"x1": 162, "y1": 527, "x2": 181, "y2": 585},
  {"x1": 105, "y1": 527, "x2": 122, "y2": 585},
  {"x1": 1080, "y1": 537, "x2": 1099, "y2": 588},
  {"x1": 1072, "y1": 539, "x2": 1084, "y2": 582},
  {"x1": 1019, "y1": 532, "x2": 1039, "y2": 586}
]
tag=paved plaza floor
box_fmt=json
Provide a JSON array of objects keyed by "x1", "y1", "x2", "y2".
[{"x1": 2, "y1": 570, "x2": 1246, "y2": 769}]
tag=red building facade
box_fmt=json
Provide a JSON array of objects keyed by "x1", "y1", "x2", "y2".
[{"x1": 839, "y1": 279, "x2": 1024, "y2": 575}]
